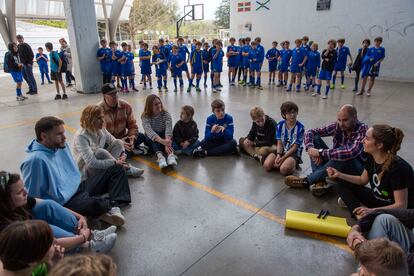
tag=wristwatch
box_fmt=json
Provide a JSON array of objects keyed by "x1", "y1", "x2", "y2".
[{"x1": 318, "y1": 149, "x2": 323, "y2": 156}]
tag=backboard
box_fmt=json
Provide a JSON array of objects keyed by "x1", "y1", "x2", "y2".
[{"x1": 184, "y1": 4, "x2": 204, "y2": 21}]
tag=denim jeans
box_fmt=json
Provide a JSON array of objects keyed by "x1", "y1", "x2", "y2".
[
  {"x1": 368, "y1": 214, "x2": 414, "y2": 254},
  {"x1": 173, "y1": 140, "x2": 200, "y2": 156},
  {"x1": 200, "y1": 138, "x2": 237, "y2": 156},
  {"x1": 307, "y1": 135, "x2": 364, "y2": 184},
  {"x1": 22, "y1": 64, "x2": 38, "y2": 92},
  {"x1": 31, "y1": 199, "x2": 77, "y2": 238}
]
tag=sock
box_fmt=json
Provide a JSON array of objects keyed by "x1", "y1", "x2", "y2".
[
  {"x1": 228, "y1": 76, "x2": 231, "y2": 83},
  {"x1": 121, "y1": 78, "x2": 126, "y2": 89},
  {"x1": 296, "y1": 84, "x2": 300, "y2": 90},
  {"x1": 163, "y1": 79, "x2": 167, "y2": 88},
  {"x1": 284, "y1": 80, "x2": 287, "y2": 86},
  {"x1": 251, "y1": 76, "x2": 255, "y2": 85},
  {"x1": 279, "y1": 80, "x2": 282, "y2": 85},
  {"x1": 204, "y1": 76, "x2": 207, "y2": 85},
  {"x1": 332, "y1": 75, "x2": 336, "y2": 85},
  {"x1": 210, "y1": 74, "x2": 214, "y2": 86},
  {"x1": 325, "y1": 85, "x2": 330, "y2": 95},
  {"x1": 157, "y1": 79, "x2": 162, "y2": 88},
  {"x1": 341, "y1": 75, "x2": 345, "y2": 85},
  {"x1": 173, "y1": 78, "x2": 177, "y2": 89},
  {"x1": 354, "y1": 78, "x2": 358, "y2": 90},
  {"x1": 131, "y1": 79, "x2": 136, "y2": 90},
  {"x1": 189, "y1": 79, "x2": 193, "y2": 87},
  {"x1": 196, "y1": 78, "x2": 200, "y2": 87},
  {"x1": 179, "y1": 79, "x2": 184, "y2": 87},
  {"x1": 317, "y1": 84, "x2": 321, "y2": 93},
  {"x1": 16, "y1": 88, "x2": 22, "y2": 96},
  {"x1": 156, "y1": 152, "x2": 164, "y2": 159},
  {"x1": 243, "y1": 74, "x2": 247, "y2": 82},
  {"x1": 257, "y1": 77, "x2": 261, "y2": 86},
  {"x1": 288, "y1": 83, "x2": 292, "y2": 90}
]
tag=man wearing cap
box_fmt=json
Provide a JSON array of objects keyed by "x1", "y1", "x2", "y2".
[{"x1": 98, "y1": 83, "x2": 151, "y2": 158}]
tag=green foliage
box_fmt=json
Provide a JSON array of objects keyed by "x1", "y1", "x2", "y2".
[
  {"x1": 29, "y1": 20, "x2": 67, "y2": 29},
  {"x1": 214, "y1": 0, "x2": 230, "y2": 29}
]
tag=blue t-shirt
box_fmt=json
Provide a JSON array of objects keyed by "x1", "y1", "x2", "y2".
[
  {"x1": 265, "y1": 48, "x2": 280, "y2": 65},
  {"x1": 190, "y1": 50, "x2": 203, "y2": 69},
  {"x1": 276, "y1": 120, "x2": 305, "y2": 159},
  {"x1": 301, "y1": 44, "x2": 311, "y2": 53},
  {"x1": 256, "y1": 44, "x2": 265, "y2": 64},
  {"x1": 112, "y1": 49, "x2": 123, "y2": 70},
  {"x1": 204, "y1": 113, "x2": 234, "y2": 141},
  {"x1": 178, "y1": 45, "x2": 190, "y2": 62},
  {"x1": 365, "y1": 46, "x2": 386, "y2": 64},
  {"x1": 152, "y1": 53, "x2": 167, "y2": 72},
  {"x1": 211, "y1": 48, "x2": 224, "y2": 69},
  {"x1": 306, "y1": 50, "x2": 321, "y2": 70},
  {"x1": 96, "y1": 47, "x2": 112, "y2": 73},
  {"x1": 168, "y1": 53, "x2": 184, "y2": 73},
  {"x1": 36, "y1": 53, "x2": 48, "y2": 66},
  {"x1": 49, "y1": 51, "x2": 60, "y2": 73},
  {"x1": 159, "y1": 45, "x2": 170, "y2": 60},
  {"x1": 248, "y1": 48, "x2": 261, "y2": 68},
  {"x1": 242, "y1": 45, "x2": 252, "y2": 62},
  {"x1": 291, "y1": 47, "x2": 307, "y2": 66},
  {"x1": 335, "y1": 46, "x2": 351, "y2": 68},
  {"x1": 280, "y1": 49, "x2": 292, "y2": 65},
  {"x1": 126, "y1": 51, "x2": 135, "y2": 72},
  {"x1": 139, "y1": 50, "x2": 151, "y2": 71},
  {"x1": 227, "y1": 45, "x2": 239, "y2": 65}
]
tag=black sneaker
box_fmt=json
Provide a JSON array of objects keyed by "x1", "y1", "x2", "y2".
[
  {"x1": 62, "y1": 94, "x2": 68, "y2": 100},
  {"x1": 192, "y1": 148, "x2": 206, "y2": 158},
  {"x1": 54, "y1": 94, "x2": 62, "y2": 100}
]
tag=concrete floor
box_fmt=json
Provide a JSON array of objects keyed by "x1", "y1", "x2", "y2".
[{"x1": 0, "y1": 71, "x2": 413, "y2": 276}]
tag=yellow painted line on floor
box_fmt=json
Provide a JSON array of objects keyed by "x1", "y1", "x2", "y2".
[{"x1": 132, "y1": 156, "x2": 353, "y2": 254}]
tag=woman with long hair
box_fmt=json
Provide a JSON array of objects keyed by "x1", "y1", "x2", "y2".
[
  {"x1": 327, "y1": 124, "x2": 414, "y2": 220},
  {"x1": 0, "y1": 171, "x2": 117, "y2": 253}
]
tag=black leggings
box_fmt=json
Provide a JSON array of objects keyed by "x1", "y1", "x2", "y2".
[
  {"x1": 354, "y1": 69, "x2": 361, "y2": 89},
  {"x1": 334, "y1": 181, "x2": 389, "y2": 215}
]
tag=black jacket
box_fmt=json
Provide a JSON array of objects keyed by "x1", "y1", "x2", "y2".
[
  {"x1": 17, "y1": 42, "x2": 34, "y2": 65},
  {"x1": 246, "y1": 115, "x2": 277, "y2": 147},
  {"x1": 6, "y1": 52, "x2": 22, "y2": 72},
  {"x1": 173, "y1": 120, "x2": 199, "y2": 145}
]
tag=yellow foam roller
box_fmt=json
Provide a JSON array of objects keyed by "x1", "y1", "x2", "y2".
[{"x1": 285, "y1": 209, "x2": 351, "y2": 238}]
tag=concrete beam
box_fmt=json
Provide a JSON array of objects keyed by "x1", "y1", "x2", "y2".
[
  {"x1": 64, "y1": 0, "x2": 102, "y2": 93},
  {"x1": 108, "y1": 0, "x2": 126, "y2": 41},
  {"x1": 5, "y1": 0, "x2": 16, "y2": 41},
  {"x1": 0, "y1": 9, "x2": 11, "y2": 44}
]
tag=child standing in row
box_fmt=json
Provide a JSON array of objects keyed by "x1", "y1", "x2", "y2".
[
  {"x1": 331, "y1": 38, "x2": 353, "y2": 90},
  {"x1": 202, "y1": 42, "x2": 211, "y2": 88},
  {"x1": 139, "y1": 43, "x2": 152, "y2": 90},
  {"x1": 120, "y1": 42, "x2": 130, "y2": 92},
  {"x1": 304, "y1": 42, "x2": 321, "y2": 91},
  {"x1": 173, "y1": 105, "x2": 200, "y2": 156},
  {"x1": 313, "y1": 39, "x2": 337, "y2": 99},
  {"x1": 226, "y1": 37, "x2": 239, "y2": 86},
  {"x1": 211, "y1": 41, "x2": 224, "y2": 93},
  {"x1": 241, "y1": 37, "x2": 251, "y2": 86},
  {"x1": 4, "y1": 42, "x2": 27, "y2": 101},
  {"x1": 110, "y1": 41, "x2": 122, "y2": 88},
  {"x1": 248, "y1": 42, "x2": 262, "y2": 89},
  {"x1": 192, "y1": 99, "x2": 237, "y2": 158},
  {"x1": 287, "y1": 39, "x2": 307, "y2": 92},
  {"x1": 152, "y1": 45, "x2": 168, "y2": 92},
  {"x1": 351, "y1": 39, "x2": 371, "y2": 92},
  {"x1": 96, "y1": 39, "x2": 113, "y2": 84},
  {"x1": 36, "y1": 47, "x2": 52, "y2": 85},
  {"x1": 127, "y1": 45, "x2": 138, "y2": 92},
  {"x1": 265, "y1": 41, "x2": 279, "y2": 85},
  {"x1": 168, "y1": 45, "x2": 184, "y2": 92},
  {"x1": 278, "y1": 41, "x2": 291, "y2": 87},
  {"x1": 188, "y1": 41, "x2": 203, "y2": 93},
  {"x1": 177, "y1": 37, "x2": 191, "y2": 83},
  {"x1": 45, "y1": 42, "x2": 67, "y2": 100}
]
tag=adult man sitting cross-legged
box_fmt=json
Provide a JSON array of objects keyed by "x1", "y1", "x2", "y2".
[
  {"x1": 20, "y1": 116, "x2": 131, "y2": 226},
  {"x1": 285, "y1": 104, "x2": 367, "y2": 197}
]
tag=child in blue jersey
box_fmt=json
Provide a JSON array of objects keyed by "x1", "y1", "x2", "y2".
[
  {"x1": 236, "y1": 38, "x2": 244, "y2": 84},
  {"x1": 158, "y1": 38, "x2": 170, "y2": 67},
  {"x1": 191, "y1": 39, "x2": 197, "y2": 52},
  {"x1": 278, "y1": 41, "x2": 291, "y2": 87},
  {"x1": 202, "y1": 42, "x2": 211, "y2": 88},
  {"x1": 287, "y1": 39, "x2": 307, "y2": 92},
  {"x1": 192, "y1": 99, "x2": 237, "y2": 158},
  {"x1": 119, "y1": 42, "x2": 131, "y2": 92},
  {"x1": 263, "y1": 101, "x2": 304, "y2": 175},
  {"x1": 305, "y1": 42, "x2": 321, "y2": 91},
  {"x1": 177, "y1": 37, "x2": 191, "y2": 82},
  {"x1": 110, "y1": 41, "x2": 123, "y2": 88},
  {"x1": 138, "y1": 40, "x2": 144, "y2": 84},
  {"x1": 207, "y1": 39, "x2": 218, "y2": 88},
  {"x1": 168, "y1": 45, "x2": 184, "y2": 92},
  {"x1": 188, "y1": 41, "x2": 203, "y2": 93},
  {"x1": 5, "y1": 42, "x2": 27, "y2": 101},
  {"x1": 241, "y1": 37, "x2": 252, "y2": 86},
  {"x1": 358, "y1": 37, "x2": 385, "y2": 97},
  {"x1": 211, "y1": 40, "x2": 225, "y2": 93},
  {"x1": 254, "y1": 37, "x2": 265, "y2": 69},
  {"x1": 331, "y1": 38, "x2": 353, "y2": 89},
  {"x1": 139, "y1": 42, "x2": 152, "y2": 90},
  {"x1": 265, "y1": 41, "x2": 279, "y2": 85},
  {"x1": 226, "y1": 37, "x2": 239, "y2": 86},
  {"x1": 96, "y1": 39, "x2": 113, "y2": 84},
  {"x1": 248, "y1": 42, "x2": 262, "y2": 89},
  {"x1": 126, "y1": 44, "x2": 138, "y2": 92},
  {"x1": 351, "y1": 39, "x2": 371, "y2": 92},
  {"x1": 301, "y1": 36, "x2": 311, "y2": 89},
  {"x1": 151, "y1": 45, "x2": 168, "y2": 92},
  {"x1": 36, "y1": 47, "x2": 52, "y2": 85},
  {"x1": 314, "y1": 39, "x2": 337, "y2": 99}
]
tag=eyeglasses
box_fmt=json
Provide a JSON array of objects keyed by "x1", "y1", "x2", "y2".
[{"x1": 0, "y1": 172, "x2": 10, "y2": 190}]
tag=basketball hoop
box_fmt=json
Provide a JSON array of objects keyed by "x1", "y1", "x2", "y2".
[{"x1": 176, "y1": 1, "x2": 204, "y2": 38}]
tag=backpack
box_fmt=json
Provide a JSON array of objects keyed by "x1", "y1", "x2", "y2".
[
  {"x1": 3, "y1": 52, "x2": 10, "y2": 73},
  {"x1": 52, "y1": 51, "x2": 68, "y2": 72}
]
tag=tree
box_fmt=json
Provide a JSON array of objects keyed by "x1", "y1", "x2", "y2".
[
  {"x1": 128, "y1": 0, "x2": 178, "y2": 49},
  {"x1": 214, "y1": 0, "x2": 230, "y2": 29}
]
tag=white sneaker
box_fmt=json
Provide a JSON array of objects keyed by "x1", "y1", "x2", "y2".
[
  {"x1": 311, "y1": 92, "x2": 318, "y2": 97},
  {"x1": 90, "y1": 233, "x2": 117, "y2": 253},
  {"x1": 167, "y1": 154, "x2": 177, "y2": 166},
  {"x1": 126, "y1": 166, "x2": 144, "y2": 177},
  {"x1": 157, "y1": 156, "x2": 168, "y2": 169},
  {"x1": 337, "y1": 197, "x2": 347, "y2": 208},
  {"x1": 99, "y1": 207, "x2": 125, "y2": 226},
  {"x1": 91, "y1": 225, "x2": 117, "y2": 241},
  {"x1": 16, "y1": 96, "x2": 26, "y2": 101},
  {"x1": 322, "y1": 95, "x2": 328, "y2": 99}
]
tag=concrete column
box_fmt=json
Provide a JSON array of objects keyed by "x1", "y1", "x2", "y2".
[
  {"x1": 108, "y1": 0, "x2": 126, "y2": 41},
  {"x1": 5, "y1": 0, "x2": 16, "y2": 41},
  {"x1": 0, "y1": 9, "x2": 11, "y2": 44},
  {"x1": 63, "y1": 0, "x2": 101, "y2": 93}
]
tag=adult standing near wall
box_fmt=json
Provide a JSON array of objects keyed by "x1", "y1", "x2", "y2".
[
  {"x1": 16, "y1": 34, "x2": 38, "y2": 95},
  {"x1": 59, "y1": 38, "x2": 76, "y2": 87}
]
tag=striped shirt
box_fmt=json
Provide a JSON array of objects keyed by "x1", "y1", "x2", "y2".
[
  {"x1": 276, "y1": 120, "x2": 305, "y2": 159},
  {"x1": 99, "y1": 99, "x2": 139, "y2": 140},
  {"x1": 305, "y1": 121, "x2": 368, "y2": 161},
  {"x1": 142, "y1": 111, "x2": 173, "y2": 140}
]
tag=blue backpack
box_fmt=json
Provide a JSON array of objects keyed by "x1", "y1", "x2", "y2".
[{"x1": 3, "y1": 52, "x2": 10, "y2": 73}]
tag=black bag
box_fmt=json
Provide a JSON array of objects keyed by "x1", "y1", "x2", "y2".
[{"x1": 52, "y1": 51, "x2": 68, "y2": 72}]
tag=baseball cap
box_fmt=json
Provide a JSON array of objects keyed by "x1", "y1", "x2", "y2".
[{"x1": 101, "y1": 83, "x2": 118, "y2": 95}]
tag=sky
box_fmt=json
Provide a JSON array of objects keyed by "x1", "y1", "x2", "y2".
[{"x1": 178, "y1": 0, "x2": 221, "y2": 21}]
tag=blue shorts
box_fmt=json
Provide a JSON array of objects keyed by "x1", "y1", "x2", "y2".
[
  {"x1": 192, "y1": 66, "x2": 202, "y2": 75},
  {"x1": 112, "y1": 63, "x2": 121, "y2": 76},
  {"x1": 361, "y1": 63, "x2": 380, "y2": 78},
  {"x1": 318, "y1": 70, "x2": 332, "y2": 81},
  {"x1": 212, "y1": 65, "x2": 223, "y2": 73},
  {"x1": 10, "y1": 71, "x2": 23, "y2": 83},
  {"x1": 242, "y1": 59, "x2": 250, "y2": 69},
  {"x1": 306, "y1": 68, "x2": 317, "y2": 77},
  {"x1": 280, "y1": 63, "x2": 289, "y2": 72},
  {"x1": 203, "y1": 64, "x2": 210, "y2": 73},
  {"x1": 268, "y1": 62, "x2": 277, "y2": 72},
  {"x1": 156, "y1": 69, "x2": 167, "y2": 77},
  {"x1": 250, "y1": 64, "x2": 260, "y2": 72},
  {"x1": 141, "y1": 66, "x2": 152, "y2": 75},
  {"x1": 228, "y1": 58, "x2": 238, "y2": 68},
  {"x1": 290, "y1": 64, "x2": 303, "y2": 74},
  {"x1": 172, "y1": 70, "x2": 183, "y2": 77},
  {"x1": 334, "y1": 64, "x2": 346, "y2": 72},
  {"x1": 181, "y1": 63, "x2": 189, "y2": 72},
  {"x1": 121, "y1": 66, "x2": 131, "y2": 77}
]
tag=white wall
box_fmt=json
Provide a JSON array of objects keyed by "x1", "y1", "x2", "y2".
[{"x1": 230, "y1": 0, "x2": 414, "y2": 81}]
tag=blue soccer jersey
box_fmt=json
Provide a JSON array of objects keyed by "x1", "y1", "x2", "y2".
[
  {"x1": 96, "y1": 47, "x2": 112, "y2": 73},
  {"x1": 111, "y1": 49, "x2": 123, "y2": 76},
  {"x1": 280, "y1": 49, "x2": 292, "y2": 72},
  {"x1": 306, "y1": 50, "x2": 321, "y2": 76},
  {"x1": 241, "y1": 44, "x2": 252, "y2": 68},
  {"x1": 159, "y1": 45, "x2": 170, "y2": 61},
  {"x1": 276, "y1": 120, "x2": 305, "y2": 160},
  {"x1": 266, "y1": 48, "x2": 280, "y2": 71},
  {"x1": 168, "y1": 53, "x2": 184, "y2": 75},
  {"x1": 202, "y1": 49, "x2": 210, "y2": 72},
  {"x1": 152, "y1": 53, "x2": 167, "y2": 76},
  {"x1": 139, "y1": 50, "x2": 152, "y2": 75},
  {"x1": 226, "y1": 45, "x2": 239, "y2": 67},
  {"x1": 178, "y1": 45, "x2": 190, "y2": 62},
  {"x1": 291, "y1": 47, "x2": 307, "y2": 66},
  {"x1": 190, "y1": 49, "x2": 203, "y2": 74},
  {"x1": 248, "y1": 48, "x2": 261, "y2": 71},
  {"x1": 334, "y1": 46, "x2": 351, "y2": 71},
  {"x1": 256, "y1": 44, "x2": 265, "y2": 65},
  {"x1": 211, "y1": 47, "x2": 224, "y2": 72}
]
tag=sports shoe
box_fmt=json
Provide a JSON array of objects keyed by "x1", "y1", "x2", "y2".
[
  {"x1": 311, "y1": 92, "x2": 319, "y2": 97},
  {"x1": 330, "y1": 84, "x2": 335, "y2": 89},
  {"x1": 310, "y1": 181, "x2": 333, "y2": 197},
  {"x1": 99, "y1": 207, "x2": 125, "y2": 226},
  {"x1": 54, "y1": 94, "x2": 61, "y2": 100},
  {"x1": 216, "y1": 87, "x2": 222, "y2": 92},
  {"x1": 366, "y1": 90, "x2": 371, "y2": 97},
  {"x1": 173, "y1": 88, "x2": 177, "y2": 92},
  {"x1": 192, "y1": 147, "x2": 206, "y2": 158},
  {"x1": 340, "y1": 84, "x2": 345, "y2": 89},
  {"x1": 352, "y1": 88, "x2": 358, "y2": 92},
  {"x1": 90, "y1": 233, "x2": 117, "y2": 253},
  {"x1": 157, "y1": 156, "x2": 168, "y2": 169},
  {"x1": 337, "y1": 197, "x2": 347, "y2": 208},
  {"x1": 322, "y1": 95, "x2": 328, "y2": 99},
  {"x1": 132, "y1": 145, "x2": 149, "y2": 156},
  {"x1": 126, "y1": 166, "x2": 144, "y2": 177},
  {"x1": 164, "y1": 86, "x2": 168, "y2": 91},
  {"x1": 91, "y1": 225, "x2": 117, "y2": 241},
  {"x1": 167, "y1": 154, "x2": 177, "y2": 166},
  {"x1": 62, "y1": 94, "x2": 68, "y2": 100},
  {"x1": 132, "y1": 88, "x2": 139, "y2": 92},
  {"x1": 284, "y1": 175, "x2": 308, "y2": 188},
  {"x1": 187, "y1": 87, "x2": 191, "y2": 93},
  {"x1": 196, "y1": 87, "x2": 201, "y2": 92},
  {"x1": 16, "y1": 96, "x2": 26, "y2": 101},
  {"x1": 356, "y1": 90, "x2": 364, "y2": 96},
  {"x1": 257, "y1": 86, "x2": 263, "y2": 90}
]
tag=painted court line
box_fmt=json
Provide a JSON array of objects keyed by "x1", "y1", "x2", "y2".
[{"x1": 64, "y1": 123, "x2": 351, "y2": 254}]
